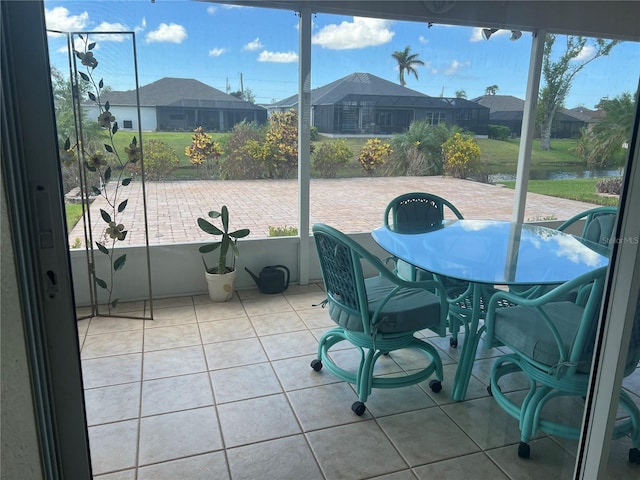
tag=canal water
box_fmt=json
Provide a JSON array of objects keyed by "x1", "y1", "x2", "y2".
[{"x1": 486, "y1": 166, "x2": 623, "y2": 182}]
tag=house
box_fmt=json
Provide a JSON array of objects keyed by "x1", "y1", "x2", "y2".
[
  {"x1": 270, "y1": 72, "x2": 489, "y2": 135},
  {"x1": 473, "y1": 94, "x2": 587, "y2": 138},
  {"x1": 85, "y1": 77, "x2": 267, "y2": 132}
]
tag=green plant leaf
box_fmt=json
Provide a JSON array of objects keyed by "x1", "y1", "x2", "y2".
[
  {"x1": 112, "y1": 122, "x2": 118, "y2": 135},
  {"x1": 91, "y1": 186, "x2": 101, "y2": 195},
  {"x1": 64, "y1": 137, "x2": 71, "y2": 150},
  {"x1": 104, "y1": 144, "x2": 114, "y2": 153},
  {"x1": 88, "y1": 92, "x2": 96, "y2": 101},
  {"x1": 199, "y1": 242, "x2": 221, "y2": 253},
  {"x1": 113, "y1": 254, "x2": 127, "y2": 271},
  {"x1": 79, "y1": 71, "x2": 90, "y2": 82},
  {"x1": 99, "y1": 78, "x2": 104, "y2": 88},
  {"x1": 221, "y1": 205, "x2": 229, "y2": 232},
  {"x1": 95, "y1": 241, "x2": 109, "y2": 254},
  {"x1": 111, "y1": 298, "x2": 119, "y2": 308},
  {"x1": 95, "y1": 277, "x2": 107, "y2": 289},
  {"x1": 88, "y1": 42, "x2": 96, "y2": 51},
  {"x1": 105, "y1": 166, "x2": 112, "y2": 182},
  {"x1": 120, "y1": 231, "x2": 128, "y2": 241},
  {"x1": 122, "y1": 178, "x2": 131, "y2": 186},
  {"x1": 207, "y1": 210, "x2": 221, "y2": 219},
  {"x1": 84, "y1": 160, "x2": 96, "y2": 172},
  {"x1": 197, "y1": 218, "x2": 223, "y2": 236},
  {"x1": 105, "y1": 101, "x2": 110, "y2": 111},
  {"x1": 117, "y1": 199, "x2": 128, "y2": 213},
  {"x1": 131, "y1": 136, "x2": 137, "y2": 146},
  {"x1": 100, "y1": 209, "x2": 111, "y2": 223},
  {"x1": 230, "y1": 228, "x2": 250, "y2": 239}
]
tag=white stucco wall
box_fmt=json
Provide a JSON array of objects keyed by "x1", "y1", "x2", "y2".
[
  {"x1": 69, "y1": 233, "x2": 386, "y2": 306},
  {"x1": 83, "y1": 105, "x2": 157, "y2": 132}
]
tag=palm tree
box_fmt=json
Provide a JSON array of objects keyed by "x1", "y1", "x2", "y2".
[
  {"x1": 583, "y1": 91, "x2": 636, "y2": 167},
  {"x1": 391, "y1": 46, "x2": 424, "y2": 87},
  {"x1": 455, "y1": 89, "x2": 467, "y2": 99}
]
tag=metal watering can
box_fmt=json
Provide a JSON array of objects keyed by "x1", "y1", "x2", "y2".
[{"x1": 245, "y1": 265, "x2": 290, "y2": 294}]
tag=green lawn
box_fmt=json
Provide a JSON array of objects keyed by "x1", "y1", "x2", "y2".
[{"x1": 501, "y1": 178, "x2": 619, "y2": 206}]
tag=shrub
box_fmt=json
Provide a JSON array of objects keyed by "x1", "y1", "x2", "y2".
[
  {"x1": 488, "y1": 125, "x2": 511, "y2": 141},
  {"x1": 185, "y1": 126, "x2": 223, "y2": 178},
  {"x1": 312, "y1": 139, "x2": 353, "y2": 178},
  {"x1": 219, "y1": 121, "x2": 266, "y2": 179},
  {"x1": 442, "y1": 133, "x2": 482, "y2": 179},
  {"x1": 310, "y1": 126, "x2": 319, "y2": 141},
  {"x1": 387, "y1": 121, "x2": 452, "y2": 176},
  {"x1": 248, "y1": 109, "x2": 300, "y2": 179},
  {"x1": 596, "y1": 177, "x2": 622, "y2": 195},
  {"x1": 268, "y1": 226, "x2": 298, "y2": 237},
  {"x1": 358, "y1": 138, "x2": 392, "y2": 175},
  {"x1": 128, "y1": 139, "x2": 180, "y2": 180}
]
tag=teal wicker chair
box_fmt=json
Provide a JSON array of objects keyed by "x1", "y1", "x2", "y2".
[
  {"x1": 484, "y1": 265, "x2": 640, "y2": 463},
  {"x1": 557, "y1": 206, "x2": 618, "y2": 247},
  {"x1": 383, "y1": 192, "x2": 479, "y2": 349},
  {"x1": 311, "y1": 223, "x2": 448, "y2": 416}
]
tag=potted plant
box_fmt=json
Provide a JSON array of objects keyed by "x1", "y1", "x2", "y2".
[{"x1": 197, "y1": 205, "x2": 250, "y2": 301}]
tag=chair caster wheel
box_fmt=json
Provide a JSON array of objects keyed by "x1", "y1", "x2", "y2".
[
  {"x1": 629, "y1": 447, "x2": 640, "y2": 464},
  {"x1": 429, "y1": 380, "x2": 443, "y2": 393},
  {"x1": 310, "y1": 359, "x2": 322, "y2": 371},
  {"x1": 351, "y1": 401, "x2": 366, "y2": 416},
  {"x1": 450, "y1": 337, "x2": 458, "y2": 348},
  {"x1": 518, "y1": 442, "x2": 530, "y2": 459}
]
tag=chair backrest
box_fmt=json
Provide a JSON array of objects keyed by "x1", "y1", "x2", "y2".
[
  {"x1": 384, "y1": 192, "x2": 463, "y2": 234},
  {"x1": 313, "y1": 223, "x2": 380, "y2": 335},
  {"x1": 557, "y1": 206, "x2": 617, "y2": 247}
]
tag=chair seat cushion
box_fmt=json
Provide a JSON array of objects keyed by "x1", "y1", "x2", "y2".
[
  {"x1": 328, "y1": 275, "x2": 441, "y2": 334},
  {"x1": 493, "y1": 301, "x2": 593, "y2": 373}
]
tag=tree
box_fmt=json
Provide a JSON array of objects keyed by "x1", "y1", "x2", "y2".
[
  {"x1": 391, "y1": 46, "x2": 424, "y2": 87},
  {"x1": 577, "y1": 91, "x2": 636, "y2": 167},
  {"x1": 455, "y1": 89, "x2": 467, "y2": 99},
  {"x1": 538, "y1": 34, "x2": 619, "y2": 151},
  {"x1": 229, "y1": 88, "x2": 256, "y2": 104},
  {"x1": 485, "y1": 85, "x2": 499, "y2": 95}
]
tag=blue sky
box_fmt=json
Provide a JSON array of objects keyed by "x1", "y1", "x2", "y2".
[{"x1": 44, "y1": 0, "x2": 639, "y2": 108}]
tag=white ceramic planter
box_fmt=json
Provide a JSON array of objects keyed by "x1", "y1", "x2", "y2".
[{"x1": 205, "y1": 270, "x2": 236, "y2": 302}]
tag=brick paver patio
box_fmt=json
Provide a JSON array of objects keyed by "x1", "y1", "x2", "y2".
[{"x1": 69, "y1": 177, "x2": 607, "y2": 247}]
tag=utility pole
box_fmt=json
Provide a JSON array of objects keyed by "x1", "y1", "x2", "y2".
[
  {"x1": 239, "y1": 72, "x2": 244, "y2": 98},
  {"x1": 225, "y1": 77, "x2": 230, "y2": 94}
]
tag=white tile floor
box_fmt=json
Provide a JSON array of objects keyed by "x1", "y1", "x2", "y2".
[{"x1": 78, "y1": 284, "x2": 640, "y2": 480}]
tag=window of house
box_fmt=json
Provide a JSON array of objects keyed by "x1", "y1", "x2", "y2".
[
  {"x1": 122, "y1": 120, "x2": 133, "y2": 129},
  {"x1": 426, "y1": 112, "x2": 446, "y2": 125}
]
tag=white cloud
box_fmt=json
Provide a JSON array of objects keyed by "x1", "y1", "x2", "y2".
[
  {"x1": 258, "y1": 50, "x2": 298, "y2": 63},
  {"x1": 45, "y1": 7, "x2": 89, "y2": 34},
  {"x1": 470, "y1": 27, "x2": 509, "y2": 42},
  {"x1": 209, "y1": 48, "x2": 227, "y2": 57},
  {"x1": 575, "y1": 45, "x2": 596, "y2": 61},
  {"x1": 135, "y1": 17, "x2": 147, "y2": 34},
  {"x1": 207, "y1": 6, "x2": 217, "y2": 15},
  {"x1": 145, "y1": 23, "x2": 187, "y2": 44},
  {"x1": 92, "y1": 22, "x2": 129, "y2": 43},
  {"x1": 419, "y1": 35, "x2": 429, "y2": 44},
  {"x1": 243, "y1": 38, "x2": 264, "y2": 51},
  {"x1": 444, "y1": 59, "x2": 470, "y2": 75},
  {"x1": 312, "y1": 17, "x2": 395, "y2": 50}
]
